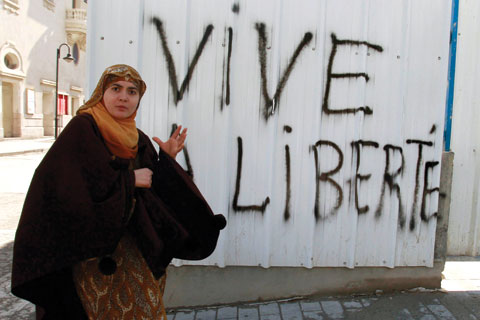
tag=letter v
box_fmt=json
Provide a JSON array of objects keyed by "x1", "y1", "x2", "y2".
[
  {"x1": 151, "y1": 17, "x2": 214, "y2": 105},
  {"x1": 255, "y1": 22, "x2": 312, "y2": 121}
]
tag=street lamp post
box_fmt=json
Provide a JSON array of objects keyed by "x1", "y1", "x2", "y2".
[{"x1": 55, "y1": 43, "x2": 74, "y2": 139}]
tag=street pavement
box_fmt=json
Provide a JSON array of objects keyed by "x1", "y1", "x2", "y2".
[{"x1": 0, "y1": 138, "x2": 479, "y2": 319}]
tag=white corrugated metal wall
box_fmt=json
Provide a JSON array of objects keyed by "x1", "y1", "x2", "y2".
[
  {"x1": 447, "y1": 0, "x2": 480, "y2": 256},
  {"x1": 87, "y1": 0, "x2": 452, "y2": 268}
]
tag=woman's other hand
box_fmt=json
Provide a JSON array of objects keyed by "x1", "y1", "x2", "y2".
[
  {"x1": 153, "y1": 125, "x2": 188, "y2": 159},
  {"x1": 134, "y1": 168, "x2": 153, "y2": 188}
]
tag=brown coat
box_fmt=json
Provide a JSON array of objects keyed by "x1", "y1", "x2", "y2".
[{"x1": 11, "y1": 114, "x2": 226, "y2": 319}]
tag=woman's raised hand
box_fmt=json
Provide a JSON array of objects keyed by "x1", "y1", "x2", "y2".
[
  {"x1": 134, "y1": 168, "x2": 153, "y2": 188},
  {"x1": 153, "y1": 125, "x2": 188, "y2": 159}
]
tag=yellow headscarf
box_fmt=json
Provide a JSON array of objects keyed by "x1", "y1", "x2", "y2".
[{"x1": 77, "y1": 64, "x2": 147, "y2": 159}]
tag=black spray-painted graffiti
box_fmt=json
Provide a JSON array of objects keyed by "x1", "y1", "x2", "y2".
[
  {"x1": 284, "y1": 126, "x2": 293, "y2": 221},
  {"x1": 150, "y1": 17, "x2": 440, "y2": 231},
  {"x1": 323, "y1": 34, "x2": 383, "y2": 115},
  {"x1": 220, "y1": 26, "x2": 234, "y2": 111},
  {"x1": 406, "y1": 139, "x2": 436, "y2": 231},
  {"x1": 232, "y1": 3, "x2": 240, "y2": 14},
  {"x1": 375, "y1": 145, "x2": 405, "y2": 228},
  {"x1": 151, "y1": 17, "x2": 213, "y2": 105},
  {"x1": 233, "y1": 137, "x2": 270, "y2": 213},
  {"x1": 230, "y1": 135, "x2": 439, "y2": 230},
  {"x1": 312, "y1": 140, "x2": 344, "y2": 220},
  {"x1": 151, "y1": 17, "x2": 383, "y2": 117},
  {"x1": 226, "y1": 27, "x2": 233, "y2": 106},
  {"x1": 351, "y1": 140, "x2": 380, "y2": 214},
  {"x1": 311, "y1": 138, "x2": 438, "y2": 229},
  {"x1": 255, "y1": 23, "x2": 313, "y2": 120}
]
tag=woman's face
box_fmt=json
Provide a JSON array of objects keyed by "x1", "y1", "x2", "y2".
[{"x1": 102, "y1": 80, "x2": 140, "y2": 119}]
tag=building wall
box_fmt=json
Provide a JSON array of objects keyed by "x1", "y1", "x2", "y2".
[
  {"x1": 0, "y1": 0, "x2": 87, "y2": 138},
  {"x1": 88, "y1": 0, "x2": 452, "y2": 269},
  {"x1": 447, "y1": 0, "x2": 480, "y2": 256}
]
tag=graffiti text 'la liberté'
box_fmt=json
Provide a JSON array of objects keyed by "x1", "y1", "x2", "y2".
[{"x1": 150, "y1": 17, "x2": 440, "y2": 231}]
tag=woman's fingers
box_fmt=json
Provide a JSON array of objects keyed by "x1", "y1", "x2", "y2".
[
  {"x1": 134, "y1": 168, "x2": 153, "y2": 188},
  {"x1": 178, "y1": 128, "x2": 187, "y2": 143},
  {"x1": 152, "y1": 136, "x2": 163, "y2": 146},
  {"x1": 152, "y1": 126, "x2": 187, "y2": 159},
  {"x1": 171, "y1": 125, "x2": 182, "y2": 139}
]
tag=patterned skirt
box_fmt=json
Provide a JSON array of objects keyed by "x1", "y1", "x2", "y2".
[{"x1": 73, "y1": 234, "x2": 167, "y2": 320}]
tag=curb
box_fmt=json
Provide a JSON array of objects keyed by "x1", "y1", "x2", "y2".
[{"x1": 0, "y1": 149, "x2": 49, "y2": 157}]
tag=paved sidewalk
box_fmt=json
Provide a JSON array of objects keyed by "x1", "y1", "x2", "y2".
[
  {"x1": 0, "y1": 137, "x2": 54, "y2": 157},
  {"x1": 165, "y1": 289, "x2": 480, "y2": 320}
]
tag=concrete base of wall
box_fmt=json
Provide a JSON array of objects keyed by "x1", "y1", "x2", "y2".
[{"x1": 163, "y1": 262, "x2": 444, "y2": 308}]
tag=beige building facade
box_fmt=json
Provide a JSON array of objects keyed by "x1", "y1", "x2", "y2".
[{"x1": 0, "y1": 0, "x2": 87, "y2": 138}]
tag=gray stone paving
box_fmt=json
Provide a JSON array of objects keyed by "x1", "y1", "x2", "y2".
[
  {"x1": 164, "y1": 292, "x2": 480, "y2": 320},
  {"x1": 0, "y1": 240, "x2": 35, "y2": 319},
  {"x1": 0, "y1": 152, "x2": 44, "y2": 320},
  {"x1": 218, "y1": 306, "x2": 238, "y2": 319},
  {"x1": 280, "y1": 302, "x2": 303, "y2": 320}
]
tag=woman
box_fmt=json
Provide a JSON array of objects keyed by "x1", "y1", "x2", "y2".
[{"x1": 11, "y1": 64, "x2": 226, "y2": 319}]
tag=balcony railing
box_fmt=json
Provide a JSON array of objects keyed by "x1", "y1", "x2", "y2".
[
  {"x1": 4, "y1": 0, "x2": 20, "y2": 14},
  {"x1": 66, "y1": 8, "x2": 87, "y2": 21},
  {"x1": 65, "y1": 8, "x2": 87, "y2": 50}
]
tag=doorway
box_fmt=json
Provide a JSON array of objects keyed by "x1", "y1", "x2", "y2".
[{"x1": 2, "y1": 82, "x2": 13, "y2": 137}]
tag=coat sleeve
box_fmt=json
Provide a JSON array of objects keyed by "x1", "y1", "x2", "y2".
[
  {"x1": 138, "y1": 134, "x2": 227, "y2": 261},
  {"x1": 11, "y1": 114, "x2": 135, "y2": 313}
]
